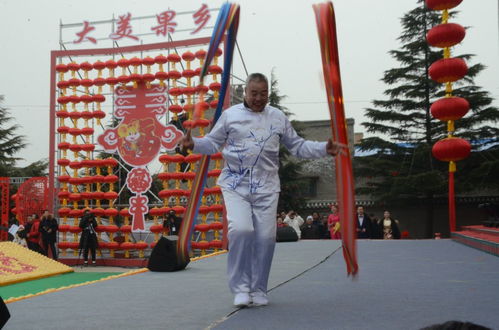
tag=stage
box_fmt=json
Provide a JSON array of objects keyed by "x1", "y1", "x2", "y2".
[{"x1": 4, "y1": 239, "x2": 499, "y2": 329}]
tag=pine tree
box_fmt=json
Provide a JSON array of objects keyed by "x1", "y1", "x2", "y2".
[
  {"x1": 355, "y1": 1, "x2": 499, "y2": 237},
  {"x1": 268, "y1": 70, "x2": 307, "y2": 213},
  {"x1": 0, "y1": 96, "x2": 28, "y2": 176}
]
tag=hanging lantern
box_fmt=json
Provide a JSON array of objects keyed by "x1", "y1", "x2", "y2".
[
  {"x1": 430, "y1": 97, "x2": 469, "y2": 121},
  {"x1": 427, "y1": 23, "x2": 465, "y2": 48},
  {"x1": 429, "y1": 58, "x2": 467, "y2": 83},
  {"x1": 432, "y1": 137, "x2": 471, "y2": 162},
  {"x1": 425, "y1": 0, "x2": 463, "y2": 11}
]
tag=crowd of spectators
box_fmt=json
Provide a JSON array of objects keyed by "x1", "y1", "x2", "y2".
[{"x1": 276, "y1": 205, "x2": 402, "y2": 240}]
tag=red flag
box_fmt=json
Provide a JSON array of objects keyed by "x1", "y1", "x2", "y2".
[{"x1": 313, "y1": 2, "x2": 358, "y2": 276}]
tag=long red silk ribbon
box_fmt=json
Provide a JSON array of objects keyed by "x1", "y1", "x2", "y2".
[
  {"x1": 177, "y1": 3, "x2": 240, "y2": 264},
  {"x1": 313, "y1": 2, "x2": 358, "y2": 276}
]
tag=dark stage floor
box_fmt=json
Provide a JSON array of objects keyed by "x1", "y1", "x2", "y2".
[{"x1": 4, "y1": 239, "x2": 499, "y2": 330}]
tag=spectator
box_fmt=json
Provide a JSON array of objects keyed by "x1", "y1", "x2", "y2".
[
  {"x1": 380, "y1": 210, "x2": 401, "y2": 239},
  {"x1": 300, "y1": 216, "x2": 320, "y2": 239},
  {"x1": 13, "y1": 224, "x2": 27, "y2": 247},
  {"x1": 370, "y1": 213, "x2": 381, "y2": 239},
  {"x1": 39, "y1": 211, "x2": 59, "y2": 260},
  {"x1": 163, "y1": 209, "x2": 182, "y2": 236},
  {"x1": 276, "y1": 216, "x2": 286, "y2": 228},
  {"x1": 356, "y1": 206, "x2": 372, "y2": 239},
  {"x1": 311, "y1": 212, "x2": 325, "y2": 239},
  {"x1": 327, "y1": 205, "x2": 341, "y2": 239},
  {"x1": 7, "y1": 217, "x2": 19, "y2": 241},
  {"x1": 26, "y1": 214, "x2": 44, "y2": 254},
  {"x1": 79, "y1": 209, "x2": 98, "y2": 266},
  {"x1": 284, "y1": 210, "x2": 304, "y2": 239}
]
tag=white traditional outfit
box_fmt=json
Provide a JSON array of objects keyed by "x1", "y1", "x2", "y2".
[{"x1": 193, "y1": 102, "x2": 329, "y2": 300}]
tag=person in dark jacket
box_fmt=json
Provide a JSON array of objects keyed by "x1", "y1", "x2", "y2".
[
  {"x1": 300, "y1": 216, "x2": 320, "y2": 239},
  {"x1": 163, "y1": 210, "x2": 182, "y2": 236},
  {"x1": 356, "y1": 206, "x2": 373, "y2": 239},
  {"x1": 79, "y1": 210, "x2": 98, "y2": 266},
  {"x1": 39, "y1": 211, "x2": 59, "y2": 260}
]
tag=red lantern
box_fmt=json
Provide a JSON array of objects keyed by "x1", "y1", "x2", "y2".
[
  {"x1": 103, "y1": 175, "x2": 119, "y2": 183},
  {"x1": 425, "y1": 0, "x2": 462, "y2": 11},
  {"x1": 172, "y1": 206, "x2": 186, "y2": 214},
  {"x1": 148, "y1": 207, "x2": 163, "y2": 217},
  {"x1": 208, "y1": 65, "x2": 223, "y2": 75},
  {"x1": 57, "y1": 158, "x2": 70, "y2": 166},
  {"x1": 210, "y1": 222, "x2": 224, "y2": 231},
  {"x1": 167, "y1": 53, "x2": 181, "y2": 63},
  {"x1": 93, "y1": 60, "x2": 106, "y2": 71},
  {"x1": 58, "y1": 175, "x2": 71, "y2": 183},
  {"x1": 105, "y1": 208, "x2": 119, "y2": 217},
  {"x1": 208, "y1": 169, "x2": 222, "y2": 177},
  {"x1": 429, "y1": 58, "x2": 467, "y2": 83},
  {"x1": 432, "y1": 137, "x2": 471, "y2": 162},
  {"x1": 91, "y1": 207, "x2": 105, "y2": 216},
  {"x1": 209, "y1": 204, "x2": 224, "y2": 213},
  {"x1": 120, "y1": 242, "x2": 135, "y2": 251},
  {"x1": 168, "y1": 70, "x2": 182, "y2": 80},
  {"x1": 58, "y1": 191, "x2": 70, "y2": 199},
  {"x1": 55, "y1": 63, "x2": 69, "y2": 73},
  {"x1": 168, "y1": 104, "x2": 183, "y2": 114},
  {"x1": 149, "y1": 224, "x2": 164, "y2": 233},
  {"x1": 431, "y1": 97, "x2": 469, "y2": 121},
  {"x1": 58, "y1": 207, "x2": 71, "y2": 217},
  {"x1": 58, "y1": 224, "x2": 71, "y2": 233},
  {"x1": 103, "y1": 192, "x2": 118, "y2": 200},
  {"x1": 135, "y1": 241, "x2": 148, "y2": 250},
  {"x1": 192, "y1": 241, "x2": 210, "y2": 250},
  {"x1": 427, "y1": 23, "x2": 465, "y2": 48},
  {"x1": 106, "y1": 225, "x2": 119, "y2": 233},
  {"x1": 209, "y1": 82, "x2": 222, "y2": 92},
  {"x1": 212, "y1": 152, "x2": 223, "y2": 160},
  {"x1": 119, "y1": 208, "x2": 130, "y2": 217},
  {"x1": 195, "y1": 223, "x2": 211, "y2": 232},
  {"x1": 209, "y1": 240, "x2": 223, "y2": 249},
  {"x1": 68, "y1": 127, "x2": 81, "y2": 136},
  {"x1": 198, "y1": 205, "x2": 211, "y2": 215},
  {"x1": 120, "y1": 225, "x2": 132, "y2": 233},
  {"x1": 68, "y1": 225, "x2": 82, "y2": 234}
]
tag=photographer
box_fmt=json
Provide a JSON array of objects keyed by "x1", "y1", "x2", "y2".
[
  {"x1": 39, "y1": 210, "x2": 59, "y2": 260},
  {"x1": 163, "y1": 209, "x2": 182, "y2": 236},
  {"x1": 79, "y1": 209, "x2": 98, "y2": 266},
  {"x1": 284, "y1": 210, "x2": 304, "y2": 239}
]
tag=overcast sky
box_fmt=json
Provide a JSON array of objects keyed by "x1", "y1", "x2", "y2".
[{"x1": 0, "y1": 0, "x2": 497, "y2": 167}]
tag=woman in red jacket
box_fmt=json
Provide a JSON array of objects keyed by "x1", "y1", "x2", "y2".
[{"x1": 26, "y1": 214, "x2": 44, "y2": 254}]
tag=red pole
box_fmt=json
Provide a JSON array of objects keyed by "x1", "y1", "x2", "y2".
[{"x1": 448, "y1": 166, "x2": 456, "y2": 232}]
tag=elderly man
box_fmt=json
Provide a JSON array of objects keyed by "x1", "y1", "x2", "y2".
[{"x1": 180, "y1": 73, "x2": 339, "y2": 307}]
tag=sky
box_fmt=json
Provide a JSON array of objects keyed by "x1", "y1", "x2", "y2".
[{"x1": 0, "y1": 0, "x2": 498, "y2": 168}]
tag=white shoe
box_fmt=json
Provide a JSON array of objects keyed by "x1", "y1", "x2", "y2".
[
  {"x1": 233, "y1": 293, "x2": 251, "y2": 307},
  {"x1": 250, "y1": 292, "x2": 268, "y2": 306}
]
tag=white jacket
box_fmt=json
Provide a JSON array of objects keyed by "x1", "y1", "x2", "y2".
[
  {"x1": 193, "y1": 103, "x2": 328, "y2": 194},
  {"x1": 284, "y1": 215, "x2": 304, "y2": 239}
]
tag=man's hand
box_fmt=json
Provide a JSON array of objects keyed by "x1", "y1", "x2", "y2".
[
  {"x1": 179, "y1": 129, "x2": 194, "y2": 153},
  {"x1": 326, "y1": 138, "x2": 341, "y2": 156}
]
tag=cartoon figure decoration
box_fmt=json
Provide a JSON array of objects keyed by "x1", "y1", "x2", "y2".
[{"x1": 98, "y1": 82, "x2": 183, "y2": 231}]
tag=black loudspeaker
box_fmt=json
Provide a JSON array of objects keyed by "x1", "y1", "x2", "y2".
[
  {"x1": 0, "y1": 296, "x2": 10, "y2": 329},
  {"x1": 147, "y1": 236, "x2": 190, "y2": 272},
  {"x1": 276, "y1": 226, "x2": 299, "y2": 242}
]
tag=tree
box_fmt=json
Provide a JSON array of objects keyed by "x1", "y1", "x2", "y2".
[
  {"x1": 355, "y1": 1, "x2": 499, "y2": 237},
  {"x1": 0, "y1": 96, "x2": 28, "y2": 176},
  {"x1": 269, "y1": 70, "x2": 307, "y2": 213}
]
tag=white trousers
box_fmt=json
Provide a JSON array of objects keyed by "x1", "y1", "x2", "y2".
[{"x1": 222, "y1": 188, "x2": 279, "y2": 295}]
